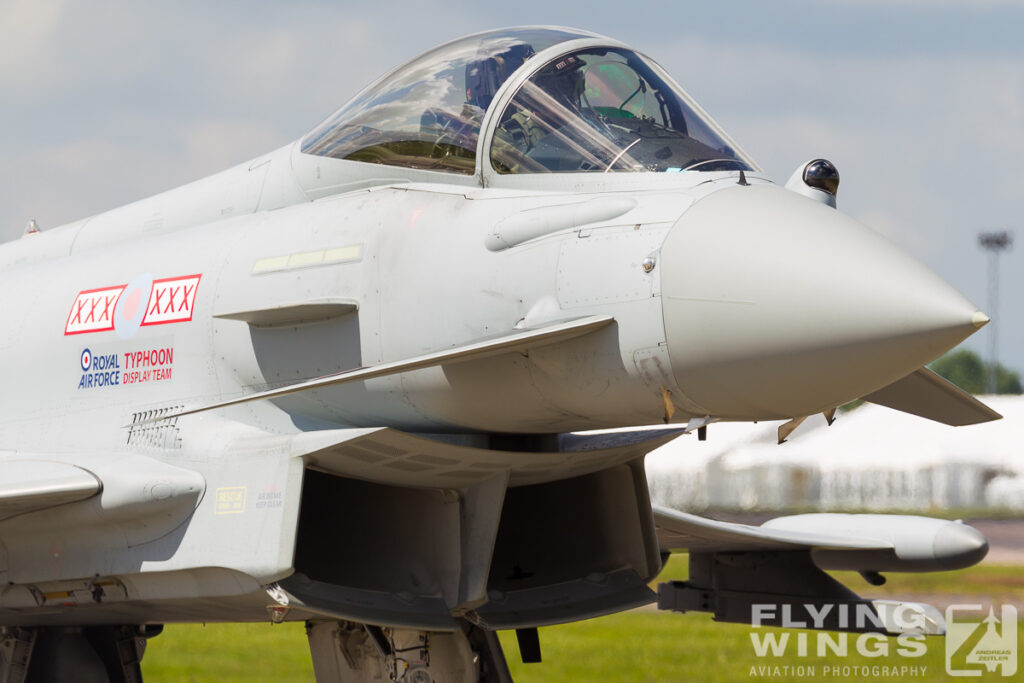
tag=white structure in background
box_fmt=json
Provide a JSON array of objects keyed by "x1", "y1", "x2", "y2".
[{"x1": 647, "y1": 396, "x2": 1024, "y2": 512}]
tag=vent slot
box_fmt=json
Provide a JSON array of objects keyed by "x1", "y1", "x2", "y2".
[{"x1": 127, "y1": 406, "x2": 183, "y2": 449}]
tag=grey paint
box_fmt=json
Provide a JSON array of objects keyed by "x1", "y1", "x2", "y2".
[{"x1": 0, "y1": 28, "x2": 997, "y2": 678}]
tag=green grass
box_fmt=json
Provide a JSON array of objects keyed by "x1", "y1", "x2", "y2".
[
  {"x1": 829, "y1": 564, "x2": 1024, "y2": 602},
  {"x1": 502, "y1": 611, "x2": 757, "y2": 682},
  {"x1": 500, "y1": 612, "x2": 970, "y2": 682},
  {"x1": 142, "y1": 623, "x2": 314, "y2": 681},
  {"x1": 141, "y1": 562, "x2": 1024, "y2": 682},
  {"x1": 657, "y1": 554, "x2": 1024, "y2": 602}
]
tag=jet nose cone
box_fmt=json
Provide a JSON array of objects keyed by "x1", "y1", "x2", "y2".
[
  {"x1": 934, "y1": 522, "x2": 989, "y2": 570},
  {"x1": 661, "y1": 185, "x2": 984, "y2": 419}
]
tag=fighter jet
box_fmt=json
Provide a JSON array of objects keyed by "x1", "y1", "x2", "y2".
[{"x1": 0, "y1": 26, "x2": 998, "y2": 682}]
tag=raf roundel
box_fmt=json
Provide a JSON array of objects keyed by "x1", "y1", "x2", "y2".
[
  {"x1": 80, "y1": 348, "x2": 92, "y2": 372},
  {"x1": 114, "y1": 273, "x2": 154, "y2": 339}
]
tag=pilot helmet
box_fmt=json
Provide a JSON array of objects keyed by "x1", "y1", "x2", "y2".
[
  {"x1": 533, "y1": 54, "x2": 586, "y2": 108},
  {"x1": 465, "y1": 43, "x2": 536, "y2": 110}
]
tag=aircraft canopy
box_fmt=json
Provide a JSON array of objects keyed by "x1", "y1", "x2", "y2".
[{"x1": 301, "y1": 27, "x2": 751, "y2": 177}]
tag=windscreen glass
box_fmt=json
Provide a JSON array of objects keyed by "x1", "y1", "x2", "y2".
[
  {"x1": 301, "y1": 28, "x2": 593, "y2": 175},
  {"x1": 491, "y1": 48, "x2": 752, "y2": 174}
]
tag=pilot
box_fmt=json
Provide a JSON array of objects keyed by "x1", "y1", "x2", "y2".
[
  {"x1": 416, "y1": 45, "x2": 539, "y2": 171},
  {"x1": 491, "y1": 55, "x2": 592, "y2": 173},
  {"x1": 465, "y1": 44, "x2": 536, "y2": 110},
  {"x1": 534, "y1": 55, "x2": 587, "y2": 111},
  {"x1": 499, "y1": 55, "x2": 586, "y2": 154}
]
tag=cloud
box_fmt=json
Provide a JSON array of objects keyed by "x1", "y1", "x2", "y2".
[
  {"x1": 645, "y1": 31, "x2": 1023, "y2": 371},
  {"x1": 652, "y1": 35, "x2": 1024, "y2": 239},
  {"x1": 178, "y1": 119, "x2": 283, "y2": 173},
  {"x1": 1, "y1": 2, "x2": 1021, "y2": 372},
  {"x1": 0, "y1": 0, "x2": 66, "y2": 88},
  {"x1": 829, "y1": 0, "x2": 1024, "y2": 5}
]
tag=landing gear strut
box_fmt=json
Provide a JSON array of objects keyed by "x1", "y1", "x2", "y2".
[
  {"x1": 307, "y1": 619, "x2": 513, "y2": 683},
  {"x1": 0, "y1": 624, "x2": 159, "y2": 683}
]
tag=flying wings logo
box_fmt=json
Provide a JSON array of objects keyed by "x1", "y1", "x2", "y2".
[
  {"x1": 65, "y1": 274, "x2": 201, "y2": 338},
  {"x1": 946, "y1": 605, "x2": 1018, "y2": 676}
]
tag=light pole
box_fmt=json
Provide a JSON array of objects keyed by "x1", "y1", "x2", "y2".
[{"x1": 977, "y1": 231, "x2": 1013, "y2": 393}]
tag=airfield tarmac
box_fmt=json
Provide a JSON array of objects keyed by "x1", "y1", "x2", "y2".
[{"x1": 969, "y1": 519, "x2": 1024, "y2": 564}]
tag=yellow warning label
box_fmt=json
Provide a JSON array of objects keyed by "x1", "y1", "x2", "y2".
[{"x1": 215, "y1": 486, "x2": 247, "y2": 514}]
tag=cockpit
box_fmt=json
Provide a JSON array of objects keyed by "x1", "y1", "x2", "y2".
[{"x1": 300, "y1": 27, "x2": 753, "y2": 180}]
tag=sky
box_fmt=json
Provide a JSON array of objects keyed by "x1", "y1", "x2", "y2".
[{"x1": 1, "y1": 0, "x2": 1021, "y2": 373}]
